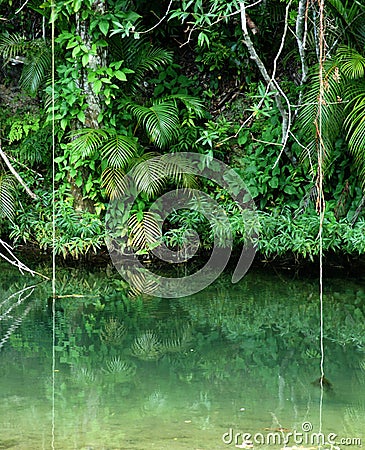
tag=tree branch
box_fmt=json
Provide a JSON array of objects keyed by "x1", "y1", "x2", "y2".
[
  {"x1": 139, "y1": 1, "x2": 173, "y2": 35},
  {"x1": 239, "y1": 1, "x2": 293, "y2": 165},
  {"x1": 0, "y1": 140, "x2": 38, "y2": 199},
  {"x1": 0, "y1": 240, "x2": 50, "y2": 280},
  {"x1": 15, "y1": 0, "x2": 29, "y2": 14}
]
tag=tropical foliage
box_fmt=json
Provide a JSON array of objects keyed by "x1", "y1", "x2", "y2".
[{"x1": 0, "y1": 0, "x2": 365, "y2": 262}]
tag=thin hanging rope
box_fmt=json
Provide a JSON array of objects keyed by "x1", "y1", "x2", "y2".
[
  {"x1": 317, "y1": 0, "x2": 326, "y2": 437},
  {"x1": 51, "y1": 3, "x2": 56, "y2": 448}
]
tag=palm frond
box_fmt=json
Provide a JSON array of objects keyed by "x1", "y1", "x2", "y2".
[
  {"x1": 131, "y1": 46, "x2": 173, "y2": 90},
  {"x1": 102, "y1": 151, "x2": 173, "y2": 199},
  {"x1": 127, "y1": 211, "x2": 162, "y2": 250},
  {"x1": 129, "y1": 154, "x2": 168, "y2": 197},
  {"x1": 297, "y1": 62, "x2": 344, "y2": 169},
  {"x1": 69, "y1": 128, "x2": 138, "y2": 199},
  {"x1": 109, "y1": 34, "x2": 146, "y2": 66},
  {"x1": 0, "y1": 35, "x2": 51, "y2": 95},
  {"x1": 68, "y1": 128, "x2": 109, "y2": 158},
  {"x1": 102, "y1": 167, "x2": 127, "y2": 199},
  {"x1": 101, "y1": 134, "x2": 137, "y2": 168},
  {"x1": 164, "y1": 93, "x2": 206, "y2": 119},
  {"x1": 127, "y1": 152, "x2": 198, "y2": 198},
  {"x1": 160, "y1": 153, "x2": 198, "y2": 188},
  {"x1": 0, "y1": 33, "x2": 27, "y2": 62},
  {"x1": 109, "y1": 36, "x2": 172, "y2": 93},
  {"x1": 0, "y1": 174, "x2": 16, "y2": 220},
  {"x1": 337, "y1": 46, "x2": 365, "y2": 79},
  {"x1": 344, "y1": 84, "x2": 365, "y2": 187},
  {"x1": 327, "y1": 0, "x2": 365, "y2": 49},
  {"x1": 126, "y1": 100, "x2": 180, "y2": 148},
  {"x1": 20, "y1": 41, "x2": 51, "y2": 94}
]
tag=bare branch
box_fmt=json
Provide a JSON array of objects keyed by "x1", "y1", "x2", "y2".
[
  {"x1": 15, "y1": 0, "x2": 30, "y2": 14},
  {"x1": 240, "y1": 1, "x2": 293, "y2": 165},
  {"x1": 0, "y1": 140, "x2": 38, "y2": 200},
  {"x1": 139, "y1": 0, "x2": 173, "y2": 35},
  {"x1": 0, "y1": 240, "x2": 50, "y2": 280}
]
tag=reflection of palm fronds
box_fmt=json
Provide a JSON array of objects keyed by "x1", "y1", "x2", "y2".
[
  {"x1": 161, "y1": 336, "x2": 185, "y2": 353},
  {"x1": 0, "y1": 287, "x2": 34, "y2": 350},
  {"x1": 131, "y1": 330, "x2": 162, "y2": 361},
  {"x1": 199, "y1": 358, "x2": 230, "y2": 383},
  {"x1": 142, "y1": 389, "x2": 166, "y2": 414},
  {"x1": 357, "y1": 359, "x2": 365, "y2": 385},
  {"x1": 104, "y1": 357, "x2": 136, "y2": 380},
  {"x1": 74, "y1": 367, "x2": 96, "y2": 384},
  {"x1": 360, "y1": 359, "x2": 365, "y2": 372},
  {"x1": 161, "y1": 326, "x2": 192, "y2": 354},
  {"x1": 100, "y1": 318, "x2": 126, "y2": 344},
  {"x1": 344, "y1": 405, "x2": 364, "y2": 435},
  {"x1": 127, "y1": 270, "x2": 158, "y2": 298},
  {"x1": 190, "y1": 391, "x2": 211, "y2": 412}
]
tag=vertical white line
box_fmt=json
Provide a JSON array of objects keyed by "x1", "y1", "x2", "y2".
[
  {"x1": 318, "y1": 0, "x2": 325, "y2": 440},
  {"x1": 51, "y1": 3, "x2": 56, "y2": 449}
]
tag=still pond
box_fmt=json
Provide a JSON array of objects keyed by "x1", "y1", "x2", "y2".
[{"x1": 0, "y1": 263, "x2": 364, "y2": 449}]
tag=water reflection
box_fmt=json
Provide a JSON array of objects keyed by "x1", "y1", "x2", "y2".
[{"x1": 0, "y1": 265, "x2": 364, "y2": 449}]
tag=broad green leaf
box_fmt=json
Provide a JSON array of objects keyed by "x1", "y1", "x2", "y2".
[
  {"x1": 77, "y1": 110, "x2": 85, "y2": 123},
  {"x1": 93, "y1": 79, "x2": 102, "y2": 94},
  {"x1": 99, "y1": 21, "x2": 109, "y2": 36},
  {"x1": 114, "y1": 70, "x2": 127, "y2": 81},
  {"x1": 82, "y1": 53, "x2": 90, "y2": 67}
]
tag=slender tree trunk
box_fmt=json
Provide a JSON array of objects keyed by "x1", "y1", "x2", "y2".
[
  {"x1": 296, "y1": 0, "x2": 309, "y2": 84},
  {"x1": 77, "y1": 1, "x2": 106, "y2": 128}
]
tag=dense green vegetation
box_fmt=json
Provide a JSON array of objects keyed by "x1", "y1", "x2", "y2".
[{"x1": 1, "y1": 0, "x2": 365, "y2": 264}]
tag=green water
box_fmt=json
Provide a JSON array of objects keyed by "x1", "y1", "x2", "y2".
[{"x1": 0, "y1": 264, "x2": 364, "y2": 449}]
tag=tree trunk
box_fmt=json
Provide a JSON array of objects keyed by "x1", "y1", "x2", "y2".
[{"x1": 69, "y1": 0, "x2": 106, "y2": 212}]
